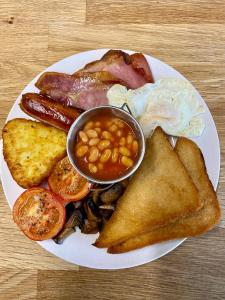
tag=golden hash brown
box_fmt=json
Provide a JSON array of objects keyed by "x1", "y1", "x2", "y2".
[
  {"x1": 2, "y1": 118, "x2": 67, "y2": 188},
  {"x1": 108, "y1": 137, "x2": 221, "y2": 254},
  {"x1": 94, "y1": 127, "x2": 201, "y2": 249}
]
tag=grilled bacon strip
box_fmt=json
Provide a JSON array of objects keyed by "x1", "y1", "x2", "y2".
[
  {"x1": 34, "y1": 50, "x2": 154, "y2": 111},
  {"x1": 36, "y1": 71, "x2": 122, "y2": 91},
  {"x1": 35, "y1": 71, "x2": 123, "y2": 110},
  {"x1": 75, "y1": 50, "x2": 154, "y2": 88},
  {"x1": 130, "y1": 53, "x2": 154, "y2": 83},
  {"x1": 20, "y1": 93, "x2": 82, "y2": 132}
]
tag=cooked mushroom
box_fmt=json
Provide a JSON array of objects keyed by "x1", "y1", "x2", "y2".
[
  {"x1": 73, "y1": 201, "x2": 82, "y2": 209},
  {"x1": 81, "y1": 219, "x2": 99, "y2": 234},
  {"x1": 54, "y1": 179, "x2": 130, "y2": 242},
  {"x1": 99, "y1": 207, "x2": 114, "y2": 221},
  {"x1": 90, "y1": 183, "x2": 114, "y2": 192},
  {"x1": 85, "y1": 197, "x2": 101, "y2": 219},
  {"x1": 66, "y1": 202, "x2": 77, "y2": 215},
  {"x1": 91, "y1": 190, "x2": 101, "y2": 204},
  {"x1": 99, "y1": 204, "x2": 115, "y2": 210},
  {"x1": 100, "y1": 182, "x2": 126, "y2": 204},
  {"x1": 120, "y1": 178, "x2": 129, "y2": 188},
  {"x1": 53, "y1": 227, "x2": 75, "y2": 244},
  {"x1": 53, "y1": 209, "x2": 84, "y2": 244},
  {"x1": 73, "y1": 209, "x2": 85, "y2": 228}
]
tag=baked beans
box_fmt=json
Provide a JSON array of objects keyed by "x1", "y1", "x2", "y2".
[{"x1": 74, "y1": 112, "x2": 139, "y2": 180}]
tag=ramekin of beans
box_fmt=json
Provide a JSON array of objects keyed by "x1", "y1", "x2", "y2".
[{"x1": 67, "y1": 105, "x2": 145, "y2": 185}]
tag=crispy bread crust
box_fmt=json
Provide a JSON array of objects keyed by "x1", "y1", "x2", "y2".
[{"x1": 108, "y1": 137, "x2": 220, "y2": 253}]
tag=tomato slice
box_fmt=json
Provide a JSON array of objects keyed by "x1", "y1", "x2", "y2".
[
  {"x1": 48, "y1": 156, "x2": 90, "y2": 204},
  {"x1": 13, "y1": 187, "x2": 66, "y2": 241}
]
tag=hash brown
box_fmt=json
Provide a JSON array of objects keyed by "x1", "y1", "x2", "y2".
[
  {"x1": 94, "y1": 127, "x2": 201, "y2": 249},
  {"x1": 2, "y1": 118, "x2": 67, "y2": 188},
  {"x1": 108, "y1": 137, "x2": 221, "y2": 253}
]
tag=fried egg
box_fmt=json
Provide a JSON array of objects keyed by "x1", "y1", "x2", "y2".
[{"x1": 107, "y1": 78, "x2": 205, "y2": 138}]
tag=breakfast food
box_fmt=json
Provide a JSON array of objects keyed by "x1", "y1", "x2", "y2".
[
  {"x1": 108, "y1": 137, "x2": 221, "y2": 253},
  {"x1": 74, "y1": 113, "x2": 139, "y2": 180},
  {"x1": 107, "y1": 78, "x2": 205, "y2": 138},
  {"x1": 94, "y1": 127, "x2": 201, "y2": 248},
  {"x1": 2, "y1": 118, "x2": 67, "y2": 188},
  {"x1": 36, "y1": 71, "x2": 123, "y2": 110},
  {"x1": 2, "y1": 48, "x2": 220, "y2": 257},
  {"x1": 20, "y1": 93, "x2": 82, "y2": 131},
  {"x1": 34, "y1": 50, "x2": 154, "y2": 111},
  {"x1": 48, "y1": 156, "x2": 90, "y2": 203},
  {"x1": 75, "y1": 50, "x2": 154, "y2": 88},
  {"x1": 53, "y1": 179, "x2": 129, "y2": 243},
  {"x1": 13, "y1": 187, "x2": 66, "y2": 241}
]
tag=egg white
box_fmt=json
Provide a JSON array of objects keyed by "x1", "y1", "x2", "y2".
[{"x1": 107, "y1": 78, "x2": 205, "y2": 138}]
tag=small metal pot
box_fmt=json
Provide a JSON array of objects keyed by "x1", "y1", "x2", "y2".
[{"x1": 67, "y1": 105, "x2": 145, "y2": 185}]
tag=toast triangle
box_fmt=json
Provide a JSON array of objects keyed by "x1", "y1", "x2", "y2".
[{"x1": 108, "y1": 137, "x2": 221, "y2": 253}]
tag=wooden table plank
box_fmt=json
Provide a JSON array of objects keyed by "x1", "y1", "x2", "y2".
[
  {"x1": 0, "y1": 0, "x2": 86, "y2": 25},
  {"x1": 0, "y1": 22, "x2": 48, "y2": 131},
  {"x1": 0, "y1": 270, "x2": 37, "y2": 300},
  {"x1": 47, "y1": 23, "x2": 225, "y2": 65},
  {"x1": 37, "y1": 228, "x2": 225, "y2": 300},
  {"x1": 86, "y1": 0, "x2": 225, "y2": 25}
]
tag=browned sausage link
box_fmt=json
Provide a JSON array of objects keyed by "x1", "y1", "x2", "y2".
[{"x1": 20, "y1": 93, "x2": 83, "y2": 132}]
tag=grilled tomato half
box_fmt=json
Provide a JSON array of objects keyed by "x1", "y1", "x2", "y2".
[
  {"x1": 48, "y1": 156, "x2": 90, "y2": 203},
  {"x1": 13, "y1": 187, "x2": 66, "y2": 241}
]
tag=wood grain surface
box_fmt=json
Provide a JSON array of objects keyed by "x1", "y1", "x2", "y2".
[{"x1": 0, "y1": 1, "x2": 225, "y2": 299}]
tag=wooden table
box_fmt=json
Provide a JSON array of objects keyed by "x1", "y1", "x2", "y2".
[{"x1": 0, "y1": 1, "x2": 225, "y2": 299}]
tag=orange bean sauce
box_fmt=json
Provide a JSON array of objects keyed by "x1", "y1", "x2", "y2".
[{"x1": 74, "y1": 112, "x2": 139, "y2": 181}]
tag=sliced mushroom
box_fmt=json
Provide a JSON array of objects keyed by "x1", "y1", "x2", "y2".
[
  {"x1": 81, "y1": 219, "x2": 99, "y2": 234},
  {"x1": 85, "y1": 197, "x2": 101, "y2": 219},
  {"x1": 84, "y1": 202, "x2": 98, "y2": 222},
  {"x1": 100, "y1": 182, "x2": 125, "y2": 204},
  {"x1": 91, "y1": 190, "x2": 101, "y2": 204},
  {"x1": 72, "y1": 209, "x2": 85, "y2": 228},
  {"x1": 73, "y1": 201, "x2": 82, "y2": 209},
  {"x1": 120, "y1": 178, "x2": 129, "y2": 188},
  {"x1": 53, "y1": 209, "x2": 84, "y2": 244},
  {"x1": 99, "y1": 204, "x2": 115, "y2": 210},
  {"x1": 53, "y1": 227, "x2": 75, "y2": 244},
  {"x1": 66, "y1": 202, "x2": 77, "y2": 215},
  {"x1": 99, "y1": 207, "x2": 114, "y2": 221}
]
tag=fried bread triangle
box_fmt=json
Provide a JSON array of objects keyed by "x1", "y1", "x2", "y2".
[{"x1": 108, "y1": 137, "x2": 221, "y2": 253}]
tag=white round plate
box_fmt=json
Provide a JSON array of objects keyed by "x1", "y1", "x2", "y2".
[{"x1": 0, "y1": 49, "x2": 220, "y2": 269}]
